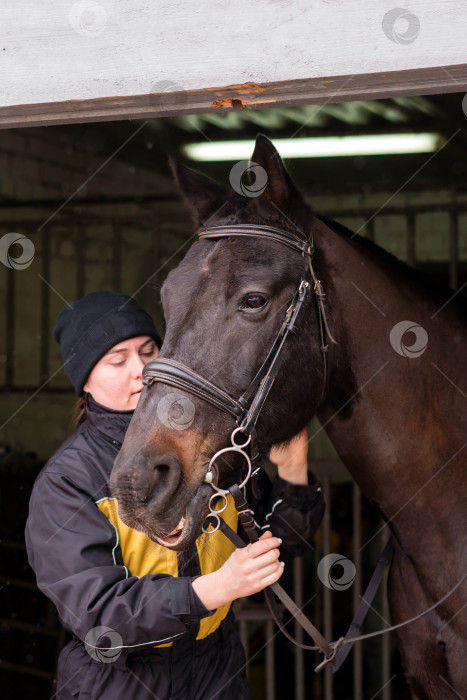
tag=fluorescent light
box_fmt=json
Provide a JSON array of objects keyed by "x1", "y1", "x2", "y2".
[{"x1": 182, "y1": 133, "x2": 442, "y2": 161}]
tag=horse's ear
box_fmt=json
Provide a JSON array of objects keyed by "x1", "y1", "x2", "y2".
[
  {"x1": 168, "y1": 154, "x2": 230, "y2": 227},
  {"x1": 251, "y1": 134, "x2": 303, "y2": 215}
]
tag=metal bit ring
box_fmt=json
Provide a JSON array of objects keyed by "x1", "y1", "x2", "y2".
[
  {"x1": 231, "y1": 427, "x2": 251, "y2": 449},
  {"x1": 206, "y1": 445, "x2": 252, "y2": 493},
  {"x1": 209, "y1": 492, "x2": 228, "y2": 515},
  {"x1": 202, "y1": 512, "x2": 221, "y2": 534}
]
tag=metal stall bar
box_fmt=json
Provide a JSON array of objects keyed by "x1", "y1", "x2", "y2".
[
  {"x1": 40, "y1": 227, "x2": 50, "y2": 382},
  {"x1": 238, "y1": 615, "x2": 249, "y2": 682},
  {"x1": 113, "y1": 223, "x2": 122, "y2": 292},
  {"x1": 449, "y1": 212, "x2": 458, "y2": 290},
  {"x1": 152, "y1": 218, "x2": 161, "y2": 328},
  {"x1": 5, "y1": 266, "x2": 15, "y2": 389},
  {"x1": 266, "y1": 619, "x2": 275, "y2": 700},
  {"x1": 353, "y1": 484, "x2": 363, "y2": 699},
  {"x1": 381, "y1": 525, "x2": 392, "y2": 700},
  {"x1": 313, "y1": 517, "x2": 324, "y2": 700},
  {"x1": 322, "y1": 474, "x2": 333, "y2": 700},
  {"x1": 76, "y1": 225, "x2": 85, "y2": 299},
  {"x1": 235, "y1": 602, "x2": 278, "y2": 696},
  {"x1": 293, "y1": 557, "x2": 305, "y2": 700},
  {"x1": 407, "y1": 213, "x2": 416, "y2": 267},
  {"x1": 327, "y1": 204, "x2": 467, "y2": 218}
]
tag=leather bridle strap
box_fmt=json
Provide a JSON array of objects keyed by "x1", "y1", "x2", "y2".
[
  {"x1": 198, "y1": 224, "x2": 337, "y2": 412},
  {"x1": 221, "y1": 485, "x2": 397, "y2": 671},
  {"x1": 237, "y1": 278, "x2": 312, "y2": 434},
  {"x1": 331, "y1": 536, "x2": 395, "y2": 673},
  {"x1": 219, "y1": 516, "x2": 337, "y2": 659},
  {"x1": 142, "y1": 357, "x2": 244, "y2": 420},
  {"x1": 220, "y1": 484, "x2": 335, "y2": 659},
  {"x1": 198, "y1": 224, "x2": 314, "y2": 257}
]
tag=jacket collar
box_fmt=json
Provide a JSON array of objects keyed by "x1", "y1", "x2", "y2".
[{"x1": 85, "y1": 395, "x2": 134, "y2": 447}]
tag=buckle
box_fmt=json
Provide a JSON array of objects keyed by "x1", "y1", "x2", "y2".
[
  {"x1": 280, "y1": 303, "x2": 295, "y2": 335},
  {"x1": 314, "y1": 637, "x2": 345, "y2": 673},
  {"x1": 301, "y1": 241, "x2": 314, "y2": 258},
  {"x1": 298, "y1": 280, "x2": 311, "y2": 301}
]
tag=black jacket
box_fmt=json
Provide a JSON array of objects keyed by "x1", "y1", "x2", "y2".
[{"x1": 25, "y1": 397, "x2": 324, "y2": 699}]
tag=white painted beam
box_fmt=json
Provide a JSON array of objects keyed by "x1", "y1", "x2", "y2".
[{"x1": 0, "y1": 1, "x2": 466, "y2": 126}]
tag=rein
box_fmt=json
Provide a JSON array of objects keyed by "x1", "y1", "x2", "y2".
[{"x1": 217, "y1": 500, "x2": 467, "y2": 674}]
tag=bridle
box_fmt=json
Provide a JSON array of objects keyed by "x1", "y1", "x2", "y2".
[
  {"x1": 141, "y1": 222, "x2": 466, "y2": 671},
  {"x1": 143, "y1": 223, "x2": 337, "y2": 497},
  {"x1": 141, "y1": 222, "x2": 342, "y2": 663}
]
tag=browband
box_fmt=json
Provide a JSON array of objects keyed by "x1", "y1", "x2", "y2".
[{"x1": 198, "y1": 224, "x2": 314, "y2": 257}]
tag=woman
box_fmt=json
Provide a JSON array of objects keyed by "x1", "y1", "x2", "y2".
[{"x1": 25, "y1": 291, "x2": 325, "y2": 700}]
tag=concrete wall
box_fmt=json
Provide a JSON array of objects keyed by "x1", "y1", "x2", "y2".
[
  {"x1": 1, "y1": 126, "x2": 467, "y2": 462},
  {"x1": 0, "y1": 126, "x2": 184, "y2": 458}
]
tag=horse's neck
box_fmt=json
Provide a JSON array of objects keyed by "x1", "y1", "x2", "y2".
[{"x1": 314, "y1": 220, "x2": 467, "y2": 551}]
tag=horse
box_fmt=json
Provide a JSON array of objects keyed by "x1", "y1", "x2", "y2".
[{"x1": 110, "y1": 135, "x2": 467, "y2": 698}]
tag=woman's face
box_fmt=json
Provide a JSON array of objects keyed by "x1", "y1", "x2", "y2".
[{"x1": 83, "y1": 335, "x2": 159, "y2": 410}]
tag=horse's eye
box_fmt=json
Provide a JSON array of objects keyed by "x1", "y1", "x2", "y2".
[{"x1": 240, "y1": 294, "x2": 268, "y2": 311}]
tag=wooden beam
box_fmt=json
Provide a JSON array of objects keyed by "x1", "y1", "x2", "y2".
[{"x1": 1, "y1": 64, "x2": 467, "y2": 129}]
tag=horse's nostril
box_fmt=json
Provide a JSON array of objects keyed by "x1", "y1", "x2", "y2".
[
  {"x1": 150, "y1": 462, "x2": 171, "y2": 489},
  {"x1": 154, "y1": 463, "x2": 169, "y2": 473},
  {"x1": 141, "y1": 455, "x2": 182, "y2": 508},
  {"x1": 111, "y1": 453, "x2": 182, "y2": 509},
  {"x1": 151, "y1": 463, "x2": 170, "y2": 486}
]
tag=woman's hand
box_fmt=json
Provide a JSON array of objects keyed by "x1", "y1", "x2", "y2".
[
  {"x1": 192, "y1": 531, "x2": 284, "y2": 611},
  {"x1": 269, "y1": 428, "x2": 309, "y2": 485}
]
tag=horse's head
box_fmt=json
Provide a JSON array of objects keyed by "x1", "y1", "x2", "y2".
[{"x1": 110, "y1": 135, "x2": 330, "y2": 550}]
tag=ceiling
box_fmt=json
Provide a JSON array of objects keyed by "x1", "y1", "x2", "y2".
[
  {"x1": 9, "y1": 92, "x2": 467, "y2": 197},
  {"x1": 166, "y1": 95, "x2": 448, "y2": 137}
]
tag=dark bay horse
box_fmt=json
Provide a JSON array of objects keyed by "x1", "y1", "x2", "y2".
[{"x1": 111, "y1": 135, "x2": 467, "y2": 698}]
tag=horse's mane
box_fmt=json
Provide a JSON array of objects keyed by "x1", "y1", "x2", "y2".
[{"x1": 317, "y1": 214, "x2": 467, "y2": 317}]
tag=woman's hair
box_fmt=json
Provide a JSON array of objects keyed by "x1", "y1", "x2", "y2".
[{"x1": 69, "y1": 393, "x2": 90, "y2": 433}]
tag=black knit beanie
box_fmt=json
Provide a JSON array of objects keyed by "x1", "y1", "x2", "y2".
[{"x1": 53, "y1": 291, "x2": 162, "y2": 396}]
